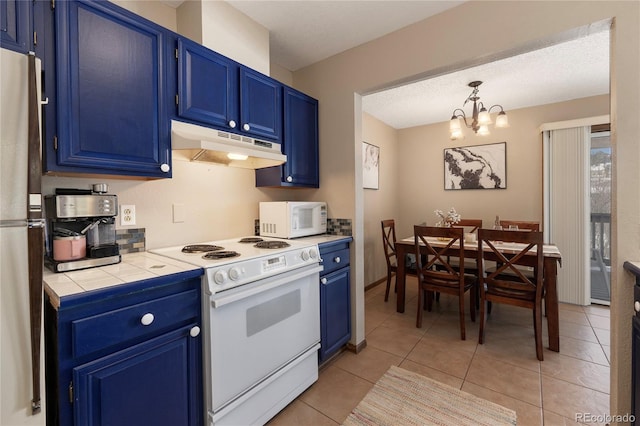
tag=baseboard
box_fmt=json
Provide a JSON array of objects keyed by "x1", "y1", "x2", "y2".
[
  {"x1": 365, "y1": 276, "x2": 390, "y2": 291},
  {"x1": 346, "y1": 339, "x2": 367, "y2": 354}
]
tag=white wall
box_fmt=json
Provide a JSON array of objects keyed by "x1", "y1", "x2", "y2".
[{"x1": 362, "y1": 113, "x2": 399, "y2": 287}]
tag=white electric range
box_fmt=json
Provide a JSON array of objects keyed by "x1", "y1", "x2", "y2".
[{"x1": 150, "y1": 236, "x2": 323, "y2": 426}]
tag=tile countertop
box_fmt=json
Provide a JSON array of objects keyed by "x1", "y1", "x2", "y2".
[{"x1": 44, "y1": 252, "x2": 203, "y2": 309}]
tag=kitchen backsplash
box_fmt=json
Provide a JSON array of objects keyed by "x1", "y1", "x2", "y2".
[
  {"x1": 253, "y1": 218, "x2": 352, "y2": 237},
  {"x1": 326, "y1": 218, "x2": 352, "y2": 236},
  {"x1": 117, "y1": 218, "x2": 352, "y2": 255},
  {"x1": 116, "y1": 228, "x2": 145, "y2": 254}
]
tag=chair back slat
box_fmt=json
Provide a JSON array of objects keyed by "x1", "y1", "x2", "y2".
[{"x1": 381, "y1": 219, "x2": 397, "y2": 268}]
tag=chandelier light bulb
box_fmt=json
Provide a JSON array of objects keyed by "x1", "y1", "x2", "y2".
[
  {"x1": 477, "y1": 125, "x2": 490, "y2": 136},
  {"x1": 477, "y1": 108, "x2": 492, "y2": 125},
  {"x1": 450, "y1": 127, "x2": 464, "y2": 140},
  {"x1": 449, "y1": 116, "x2": 462, "y2": 132},
  {"x1": 495, "y1": 111, "x2": 509, "y2": 128}
]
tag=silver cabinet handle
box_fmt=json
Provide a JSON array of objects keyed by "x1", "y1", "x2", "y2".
[
  {"x1": 243, "y1": 123, "x2": 250, "y2": 131},
  {"x1": 160, "y1": 163, "x2": 170, "y2": 173},
  {"x1": 321, "y1": 277, "x2": 328, "y2": 284},
  {"x1": 286, "y1": 176, "x2": 293, "y2": 182},
  {"x1": 334, "y1": 256, "x2": 341, "y2": 263},
  {"x1": 190, "y1": 326, "x2": 201, "y2": 337},
  {"x1": 635, "y1": 301, "x2": 640, "y2": 312},
  {"x1": 140, "y1": 313, "x2": 155, "y2": 326},
  {"x1": 228, "y1": 120, "x2": 236, "y2": 128}
]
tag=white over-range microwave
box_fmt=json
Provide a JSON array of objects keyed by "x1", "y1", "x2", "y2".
[{"x1": 259, "y1": 201, "x2": 327, "y2": 239}]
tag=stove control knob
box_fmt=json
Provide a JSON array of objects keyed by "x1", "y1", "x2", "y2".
[
  {"x1": 229, "y1": 267, "x2": 242, "y2": 281},
  {"x1": 214, "y1": 270, "x2": 228, "y2": 285},
  {"x1": 635, "y1": 301, "x2": 640, "y2": 313},
  {"x1": 309, "y1": 248, "x2": 319, "y2": 260},
  {"x1": 301, "y1": 250, "x2": 310, "y2": 261}
]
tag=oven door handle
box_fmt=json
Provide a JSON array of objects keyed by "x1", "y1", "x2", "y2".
[{"x1": 212, "y1": 265, "x2": 323, "y2": 308}]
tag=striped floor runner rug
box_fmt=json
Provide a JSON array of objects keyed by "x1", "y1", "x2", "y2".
[{"x1": 343, "y1": 366, "x2": 517, "y2": 425}]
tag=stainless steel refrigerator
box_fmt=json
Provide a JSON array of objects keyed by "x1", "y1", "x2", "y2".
[{"x1": 0, "y1": 48, "x2": 46, "y2": 425}]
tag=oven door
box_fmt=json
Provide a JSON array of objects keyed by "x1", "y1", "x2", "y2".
[{"x1": 206, "y1": 263, "x2": 322, "y2": 413}]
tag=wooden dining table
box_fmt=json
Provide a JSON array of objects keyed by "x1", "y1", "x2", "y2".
[{"x1": 394, "y1": 236, "x2": 563, "y2": 352}]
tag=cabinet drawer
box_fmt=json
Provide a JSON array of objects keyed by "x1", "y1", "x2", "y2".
[
  {"x1": 321, "y1": 248, "x2": 350, "y2": 276},
  {"x1": 71, "y1": 289, "x2": 199, "y2": 358}
]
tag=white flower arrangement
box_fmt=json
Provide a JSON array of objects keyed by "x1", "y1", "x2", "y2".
[{"x1": 434, "y1": 207, "x2": 461, "y2": 227}]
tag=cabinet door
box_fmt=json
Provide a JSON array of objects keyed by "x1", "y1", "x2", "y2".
[
  {"x1": 319, "y1": 268, "x2": 351, "y2": 362},
  {"x1": 255, "y1": 87, "x2": 319, "y2": 188},
  {"x1": 52, "y1": 0, "x2": 171, "y2": 178},
  {"x1": 73, "y1": 325, "x2": 202, "y2": 426},
  {"x1": 240, "y1": 67, "x2": 282, "y2": 142},
  {"x1": 0, "y1": 0, "x2": 31, "y2": 53},
  {"x1": 177, "y1": 37, "x2": 238, "y2": 130}
]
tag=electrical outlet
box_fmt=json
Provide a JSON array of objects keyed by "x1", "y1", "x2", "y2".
[{"x1": 121, "y1": 205, "x2": 136, "y2": 226}]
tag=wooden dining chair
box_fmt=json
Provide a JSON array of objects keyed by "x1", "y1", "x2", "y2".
[
  {"x1": 382, "y1": 220, "x2": 419, "y2": 302},
  {"x1": 477, "y1": 228, "x2": 545, "y2": 360},
  {"x1": 414, "y1": 225, "x2": 476, "y2": 340},
  {"x1": 499, "y1": 220, "x2": 540, "y2": 231}
]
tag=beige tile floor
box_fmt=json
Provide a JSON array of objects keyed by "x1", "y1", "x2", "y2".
[{"x1": 268, "y1": 277, "x2": 611, "y2": 426}]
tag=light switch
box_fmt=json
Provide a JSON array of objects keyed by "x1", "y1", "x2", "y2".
[{"x1": 173, "y1": 203, "x2": 185, "y2": 223}]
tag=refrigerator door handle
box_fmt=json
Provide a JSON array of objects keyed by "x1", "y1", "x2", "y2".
[{"x1": 27, "y1": 53, "x2": 43, "y2": 415}]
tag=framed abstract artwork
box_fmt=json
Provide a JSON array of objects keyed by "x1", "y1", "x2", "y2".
[
  {"x1": 363, "y1": 142, "x2": 379, "y2": 189},
  {"x1": 444, "y1": 142, "x2": 506, "y2": 190}
]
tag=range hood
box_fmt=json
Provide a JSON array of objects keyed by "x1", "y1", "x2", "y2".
[{"x1": 171, "y1": 120, "x2": 286, "y2": 169}]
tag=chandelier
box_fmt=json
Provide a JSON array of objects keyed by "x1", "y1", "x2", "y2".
[{"x1": 449, "y1": 81, "x2": 509, "y2": 140}]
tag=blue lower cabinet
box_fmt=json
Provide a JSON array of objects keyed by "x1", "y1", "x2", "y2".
[
  {"x1": 319, "y1": 238, "x2": 352, "y2": 363},
  {"x1": 45, "y1": 274, "x2": 203, "y2": 426},
  {"x1": 73, "y1": 325, "x2": 199, "y2": 426}
]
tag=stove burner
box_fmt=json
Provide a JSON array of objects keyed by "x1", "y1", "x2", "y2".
[
  {"x1": 238, "y1": 237, "x2": 264, "y2": 243},
  {"x1": 254, "y1": 241, "x2": 290, "y2": 249},
  {"x1": 202, "y1": 251, "x2": 241, "y2": 260},
  {"x1": 182, "y1": 244, "x2": 224, "y2": 253}
]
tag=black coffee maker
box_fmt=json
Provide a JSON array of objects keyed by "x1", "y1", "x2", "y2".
[{"x1": 45, "y1": 187, "x2": 121, "y2": 272}]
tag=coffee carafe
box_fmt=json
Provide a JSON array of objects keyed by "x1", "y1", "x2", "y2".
[{"x1": 45, "y1": 188, "x2": 121, "y2": 272}]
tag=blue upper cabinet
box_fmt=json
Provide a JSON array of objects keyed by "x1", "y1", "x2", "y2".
[
  {"x1": 239, "y1": 67, "x2": 282, "y2": 142},
  {"x1": 47, "y1": 0, "x2": 172, "y2": 178},
  {"x1": 177, "y1": 37, "x2": 238, "y2": 130},
  {"x1": 0, "y1": 0, "x2": 32, "y2": 53},
  {"x1": 256, "y1": 86, "x2": 319, "y2": 188},
  {"x1": 177, "y1": 37, "x2": 282, "y2": 142}
]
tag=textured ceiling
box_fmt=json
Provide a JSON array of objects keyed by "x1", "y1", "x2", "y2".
[
  {"x1": 164, "y1": 1, "x2": 610, "y2": 130},
  {"x1": 226, "y1": 0, "x2": 465, "y2": 72},
  {"x1": 362, "y1": 30, "x2": 610, "y2": 129}
]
